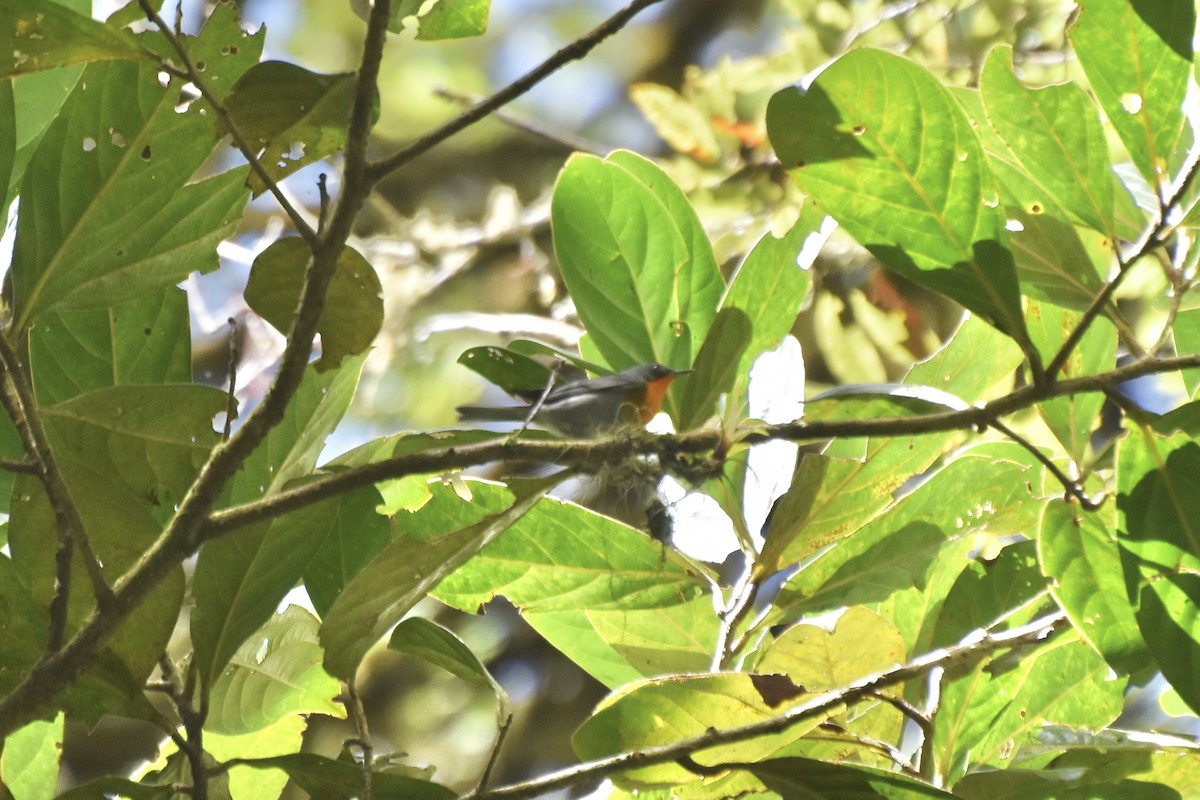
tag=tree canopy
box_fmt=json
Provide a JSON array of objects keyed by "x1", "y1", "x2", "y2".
[{"x1": 3, "y1": 0, "x2": 1200, "y2": 798}]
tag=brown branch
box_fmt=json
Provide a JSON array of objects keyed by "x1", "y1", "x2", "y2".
[
  {"x1": 136, "y1": 0, "x2": 318, "y2": 246},
  {"x1": 201, "y1": 351, "x2": 1200, "y2": 539},
  {"x1": 344, "y1": 679, "x2": 374, "y2": 800},
  {"x1": 0, "y1": 333, "x2": 112, "y2": 653},
  {"x1": 365, "y1": 0, "x2": 667, "y2": 183},
  {"x1": 987, "y1": 419, "x2": 1102, "y2": 510},
  {"x1": 462, "y1": 611, "x2": 1069, "y2": 800},
  {"x1": 433, "y1": 88, "x2": 609, "y2": 155}
]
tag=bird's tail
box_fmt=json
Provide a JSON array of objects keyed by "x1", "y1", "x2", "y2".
[{"x1": 456, "y1": 404, "x2": 531, "y2": 423}]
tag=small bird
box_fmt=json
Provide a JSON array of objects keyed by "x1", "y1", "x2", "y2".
[{"x1": 457, "y1": 363, "x2": 689, "y2": 438}]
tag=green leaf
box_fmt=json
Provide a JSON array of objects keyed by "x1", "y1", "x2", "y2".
[
  {"x1": 720, "y1": 207, "x2": 821, "y2": 389},
  {"x1": 957, "y1": 770, "x2": 1183, "y2": 800},
  {"x1": 775, "y1": 444, "x2": 1041, "y2": 641},
  {"x1": 1173, "y1": 308, "x2": 1200, "y2": 396},
  {"x1": 760, "y1": 317, "x2": 1024, "y2": 575},
  {"x1": 207, "y1": 606, "x2": 342, "y2": 735},
  {"x1": 224, "y1": 62, "x2": 375, "y2": 195},
  {"x1": 300, "y1": 484, "x2": 392, "y2": 618},
  {"x1": 629, "y1": 82, "x2": 720, "y2": 162},
  {"x1": 1069, "y1": 0, "x2": 1195, "y2": 192},
  {"x1": 5, "y1": 65, "x2": 83, "y2": 206},
  {"x1": 0, "y1": 2, "x2": 151, "y2": 77},
  {"x1": 0, "y1": 80, "x2": 14, "y2": 211},
  {"x1": 551, "y1": 150, "x2": 721, "y2": 404},
  {"x1": 321, "y1": 478, "x2": 548, "y2": 680},
  {"x1": 42, "y1": 384, "x2": 225, "y2": 514},
  {"x1": 433, "y1": 493, "x2": 714, "y2": 686},
  {"x1": 1026, "y1": 300, "x2": 1114, "y2": 459},
  {"x1": 191, "y1": 357, "x2": 365, "y2": 691},
  {"x1": 29, "y1": 287, "x2": 192, "y2": 406},
  {"x1": 0, "y1": 713, "x2": 63, "y2": 800},
  {"x1": 432, "y1": 493, "x2": 709, "y2": 613},
  {"x1": 980, "y1": 45, "x2": 1116, "y2": 238},
  {"x1": 573, "y1": 673, "x2": 819, "y2": 788},
  {"x1": 244, "y1": 238, "x2": 383, "y2": 371},
  {"x1": 522, "y1": 597, "x2": 716, "y2": 688},
  {"x1": 205, "y1": 716, "x2": 307, "y2": 800},
  {"x1": 457, "y1": 345, "x2": 555, "y2": 395},
  {"x1": 0, "y1": 556, "x2": 52, "y2": 705},
  {"x1": 676, "y1": 306, "x2": 751, "y2": 431},
  {"x1": 12, "y1": 387, "x2": 203, "y2": 695},
  {"x1": 758, "y1": 606, "x2": 904, "y2": 690},
  {"x1": 931, "y1": 544, "x2": 1123, "y2": 782},
  {"x1": 391, "y1": 0, "x2": 490, "y2": 40},
  {"x1": 9, "y1": 5, "x2": 261, "y2": 332},
  {"x1": 1039, "y1": 501, "x2": 1150, "y2": 675},
  {"x1": 223, "y1": 753, "x2": 454, "y2": 800},
  {"x1": 767, "y1": 49, "x2": 1029, "y2": 347},
  {"x1": 9, "y1": 59, "x2": 249, "y2": 331},
  {"x1": 388, "y1": 617, "x2": 509, "y2": 721},
  {"x1": 1117, "y1": 430, "x2": 1200, "y2": 713},
  {"x1": 749, "y1": 757, "x2": 961, "y2": 799}
]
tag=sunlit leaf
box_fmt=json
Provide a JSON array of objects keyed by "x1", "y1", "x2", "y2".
[
  {"x1": 0, "y1": 2, "x2": 150, "y2": 77},
  {"x1": 767, "y1": 49, "x2": 1030, "y2": 348},
  {"x1": 1070, "y1": 0, "x2": 1194, "y2": 192},
  {"x1": 207, "y1": 607, "x2": 342, "y2": 735},
  {"x1": 552, "y1": 150, "x2": 721, "y2": 413},
  {"x1": 1039, "y1": 502, "x2": 1149, "y2": 675},
  {"x1": 573, "y1": 673, "x2": 819, "y2": 788},
  {"x1": 980, "y1": 46, "x2": 1116, "y2": 238}
]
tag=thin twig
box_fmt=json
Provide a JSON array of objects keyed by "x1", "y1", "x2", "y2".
[
  {"x1": 158, "y1": 654, "x2": 210, "y2": 800},
  {"x1": 136, "y1": 0, "x2": 318, "y2": 246},
  {"x1": 987, "y1": 419, "x2": 1102, "y2": 509},
  {"x1": 365, "y1": 0, "x2": 667, "y2": 183},
  {"x1": 476, "y1": 713, "x2": 514, "y2": 794},
  {"x1": 511, "y1": 361, "x2": 562, "y2": 439},
  {"x1": 318, "y1": 173, "x2": 331, "y2": 234},
  {"x1": 222, "y1": 317, "x2": 239, "y2": 442},
  {"x1": 920, "y1": 666, "x2": 943, "y2": 786},
  {"x1": 433, "y1": 88, "x2": 609, "y2": 155},
  {"x1": 0, "y1": 457, "x2": 36, "y2": 473},
  {"x1": 0, "y1": 333, "x2": 112, "y2": 651},
  {"x1": 462, "y1": 611, "x2": 1069, "y2": 800},
  {"x1": 816, "y1": 720, "x2": 922, "y2": 777},
  {"x1": 344, "y1": 680, "x2": 374, "y2": 800},
  {"x1": 712, "y1": 569, "x2": 758, "y2": 671}
]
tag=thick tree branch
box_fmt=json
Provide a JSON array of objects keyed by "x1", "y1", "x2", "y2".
[
  {"x1": 364, "y1": 0, "x2": 667, "y2": 183},
  {"x1": 202, "y1": 351, "x2": 1200, "y2": 538},
  {"x1": 462, "y1": 611, "x2": 1069, "y2": 800}
]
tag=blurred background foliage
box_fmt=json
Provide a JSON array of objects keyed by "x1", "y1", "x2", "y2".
[{"x1": 70, "y1": 0, "x2": 1094, "y2": 793}]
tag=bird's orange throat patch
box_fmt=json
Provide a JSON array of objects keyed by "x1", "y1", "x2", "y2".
[{"x1": 639, "y1": 375, "x2": 678, "y2": 423}]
